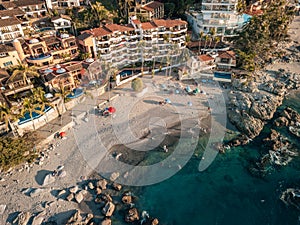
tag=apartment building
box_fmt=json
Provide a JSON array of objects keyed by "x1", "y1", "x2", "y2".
[
  {"x1": 129, "y1": 1, "x2": 164, "y2": 21},
  {"x1": 13, "y1": 0, "x2": 47, "y2": 18},
  {"x1": 186, "y1": 0, "x2": 243, "y2": 37},
  {"x1": 41, "y1": 61, "x2": 84, "y2": 91},
  {"x1": 0, "y1": 43, "x2": 21, "y2": 68},
  {"x1": 215, "y1": 50, "x2": 236, "y2": 71},
  {"x1": 76, "y1": 18, "x2": 187, "y2": 67},
  {"x1": 0, "y1": 17, "x2": 24, "y2": 43},
  {"x1": 51, "y1": 14, "x2": 72, "y2": 31},
  {"x1": 14, "y1": 33, "x2": 78, "y2": 67},
  {"x1": 45, "y1": 0, "x2": 87, "y2": 9}
]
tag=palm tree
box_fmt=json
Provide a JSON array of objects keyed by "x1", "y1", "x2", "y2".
[
  {"x1": 55, "y1": 82, "x2": 71, "y2": 114},
  {"x1": 90, "y1": 2, "x2": 110, "y2": 27},
  {"x1": 209, "y1": 28, "x2": 216, "y2": 49},
  {"x1": 9, "y1": 63, "x2": 39, "y2": 86},
  {"x1": 0, "y1": 102, "x2": 18, "y2": 136},
  {"x1": 151, "y1": 45, "x2": 158, "y2": 78},
  {"x1": 138, "y1": 40, "x2": 145, "y2": 75},
  {"x1": 203, "y1": 35, "x2": 210, "y2": 53},
  {"x1": 213, "y1": 36, "x2": 221, "y2": 50},
  {"x1": 32, "y1": 87, "x2": 53, "y2": 124},
  {"x1": 199, "y1": 31, "x2": 204, "y2": 54},
  {"x1": 21, "y1": 97, "x2": 43, "y2": 131}
]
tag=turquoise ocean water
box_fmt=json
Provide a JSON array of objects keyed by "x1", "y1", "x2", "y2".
[{"x1": 135, "y1": 92, "x2": 300, "y2": 225}]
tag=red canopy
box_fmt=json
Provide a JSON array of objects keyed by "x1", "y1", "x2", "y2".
[
  {"x1": 60, "y1": 132, "x2": 66, "y2": 137},
  {"x1": 108, "y1": 107, "x2": 116, "y2": 113}
]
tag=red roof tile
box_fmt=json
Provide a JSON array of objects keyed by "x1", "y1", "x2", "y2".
[
  {"x1": 90, "y1": 27, "x2": 112, "y2": 37},
  {"x1": 198, "y1": 54, "x2": 214, "y2": 62},
  {"x1": 218, "y1": 51, "x2": 235, "y2": 59},
  {"x1": 141, "y1": 22, "x2": 157, "y2": 30},
  {"x1": 142, "y1": 1, "x2": 164, "y2": 11}
]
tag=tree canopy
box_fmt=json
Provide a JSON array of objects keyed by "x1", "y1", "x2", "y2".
[{"x1": 233, "y1": 0, "x2": 296, "y2": 71}]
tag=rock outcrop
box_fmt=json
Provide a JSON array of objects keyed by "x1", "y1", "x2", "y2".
[{"x1": 228, "y1": 71, "x2": 289, "y2": 140}]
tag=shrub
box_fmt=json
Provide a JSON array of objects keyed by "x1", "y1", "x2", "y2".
[
  {"x1": 0, "y1": 133, "x2": 39, "y2": 171},
  {"x1": 131, "y1": 78, "x2": 143, "y2": 92}
]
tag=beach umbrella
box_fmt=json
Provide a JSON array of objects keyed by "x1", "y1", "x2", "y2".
[
  {"x1": 188, "y1": 101, "x2": 192, "y2": 106},
  {"x1": 165, "y1": 98, "x2": 171, "y2": 104},
  {"x1": 60, "y1": 132, "x2": 66, "y2": 138},
  {"x1": 175, "y1": 89, "x2": 180, "y2": 94},
  {"x1": 108, "y1": 107, "x2": 116, "y2": 113}
]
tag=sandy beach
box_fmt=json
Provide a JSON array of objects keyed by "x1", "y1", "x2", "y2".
[
  {"x1": 1, "y1": 13, "x2": 299, "y2": 225},
  {"x1": 0, "y1": 73, "x2": 228, "y2": 224}
]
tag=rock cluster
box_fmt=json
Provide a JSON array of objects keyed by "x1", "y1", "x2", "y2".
[
  {"x1": 280, "y1": 188, "x2": 300, "y2": 210},
  {"x1": 274, "y1": 107, "x2": 300, "y2": 138},
  {"x1": 228, "y1": 71, "x2": 290, "y2": 140}
]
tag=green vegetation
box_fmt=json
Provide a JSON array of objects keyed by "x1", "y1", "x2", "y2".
[
  {"x1": 234, "y1": 0, "x2": 296, "y2": 71},
  {"x1": 0, "y1": 133, "x2": 38, "y2": 171},
  {"x1": 66, "y1": 2, "x2": 114, "y2": 31},
  {"x1": 131, "y1": 78, "x2": 143, "y2": 92}
]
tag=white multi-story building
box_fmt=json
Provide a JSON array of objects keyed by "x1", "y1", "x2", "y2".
[
  {"x1": 45, "y1": 0, "x2": 88, "y2": 9},
  {"x1": 0, "y1": 17, "x2": 24, "y2": 43},
  {"x1": 186, "y1": 0, "x2": 243, "y2": 37},
  {"x1": 76, "y1": 18, "x2": 188, "y2": 67}
]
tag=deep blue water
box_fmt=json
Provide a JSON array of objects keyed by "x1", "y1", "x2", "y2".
[{"x1": 135, "y1": 92, "x2": 300, "y2": 225}]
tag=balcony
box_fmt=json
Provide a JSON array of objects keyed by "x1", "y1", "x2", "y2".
[{"x1": 26, "y1": 53, "x2": 53, "y2": 64}]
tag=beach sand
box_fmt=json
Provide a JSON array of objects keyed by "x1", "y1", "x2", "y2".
[{"x1": 0, "y1": 74, "x2": 225, "y2": 224}]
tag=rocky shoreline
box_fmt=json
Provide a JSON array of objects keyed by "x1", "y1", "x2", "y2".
[{"x1": 227, "y1": 69, "x2": 300, "y2": 143}]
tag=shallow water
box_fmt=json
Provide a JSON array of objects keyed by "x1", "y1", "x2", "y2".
[{"x1": 134, "y1": 92, "x2": 300, "y2": 225}]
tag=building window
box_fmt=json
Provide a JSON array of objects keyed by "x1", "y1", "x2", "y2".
[{"x1": 3, "y1": 61, "x2": 13, "y2": 67}]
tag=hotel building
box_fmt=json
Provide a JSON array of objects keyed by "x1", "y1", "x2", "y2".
[
  {"x1": 186, "y1": 0, "x2": 243, "y2": 37},
  {"x1": 76, "y1": 18, "x2": 188, "y2": 67}
]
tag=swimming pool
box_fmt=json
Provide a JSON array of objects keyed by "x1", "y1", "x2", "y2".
[
  {"x1": 28, "y1": 53, "x2": 52, "y2": 60},
  {"x1": 214, "y1": 71, "x2": 232, "y2": 80},
  {"x1": 119, "y1": 70, "x2": 141, "y2": 78},
  {"x1": 67, "y1": 88, "x2": 84, "y2": 99},
  {"x1": 18, "y1": 105, "x2": 52, "y2": 125}
]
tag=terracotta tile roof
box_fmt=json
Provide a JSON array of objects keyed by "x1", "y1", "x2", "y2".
[
  {"x1": 245, "y1": 9, "x2": 263, "y2": 16},
  {"x1": 77, "y1": 32, "x2": 93, "y2": 41},
  {"x1": 14, "y1": 0, "x2": 45, "y2": 7},
  {"x1": 0, "y1": 17, "x2": 21, "y2": 27},
  {"x1": 132, "y1": 19, "x2": 141, "y2": 25},
  {"x1": 198, "y1": 54, "x2": 214, "y2": 62},
  {"x1": 0, "y1": 8, "x2": 25, "y2": 18},
  {"x1": 90, "y1": 27, "x2": 112, "y2": 37},
  {"x1": 0, "y1": 44, "x2": 15, "y2": 53},
  {"x1": 0, "y1": 2, "x2": 17, "y2": 9},
  {"x1": 104, "y1": 24, "x2": 121, "y2": 33},
  {"x1": 141, "y1": 22, "x2": 157, "y2": 30},
  {"x1": 153, "y1": 19, "x2": 187, "y2": 28},
  {"x1": 51, "y1": 14, "x2": 72, "y2": 22},
  {"x1": 218, "y1": 51, "x2": 235, "y2": 59},
  {"x1": 142, "y1": 1, "x2": 163, "y2": 11}
]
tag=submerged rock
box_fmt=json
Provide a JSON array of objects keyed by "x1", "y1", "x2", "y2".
[
  {"x1": 101, "y1": 218, "x2": 112, "y2": 225},
  {"x1": 125, "y1": 208, "x2": 139, "y2": 222},
  {"x1": 280, "y1": 188, "x2": 300, "y2": 210},
  {"x1": 102, "y1": 202, "x2": 115, "y2": 217}
]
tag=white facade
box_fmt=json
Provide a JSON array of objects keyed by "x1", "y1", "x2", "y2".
[
  {"x1": 187, "y1": 0, "x2": 243, "y2": 37},
  {"x1": 46, "y1": 0, "x2": 85, "y2": 9},
  {"x1": 51, "y1": 17, "x2": 72, "y2": 30},
  {"x1": 0, "y1": 19, "x2": 24, "y2": 43},
  {"x1": 88, "y1": 19, "x2": 187, "y2": 68}
]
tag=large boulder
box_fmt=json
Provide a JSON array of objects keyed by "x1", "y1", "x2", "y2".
[
  {"x1": 14, "y1": 212, "x2": 31, "y2": 225},
  {"x1": 42, "y1": 174, "x2": 56, "y2": 186},
  {"x1": 31, "y1": 211, "x2": 46, "y2": 225},
  {"x1": 228, "y1": 110, "x2": 264, "y2": 139},
  {"x1": 102, "y1": 202, "x2": 115, "y2": 217},
  {"x1": 101, "y1": 218, "x2": 112, "y2": 225},
  {"x1": 97, "y1": 179, "x2": 107, "y2": 190},
  {"x1": 67, "y1": 210, "x2": 82, "y2": 224},
  {"x1": 125, "y1": 208, "x2": 139, "y2": 223}
]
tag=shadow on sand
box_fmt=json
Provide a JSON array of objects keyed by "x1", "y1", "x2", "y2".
[{"x1": 35, "y1": 170, "x2": 52, "y2": 186}]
